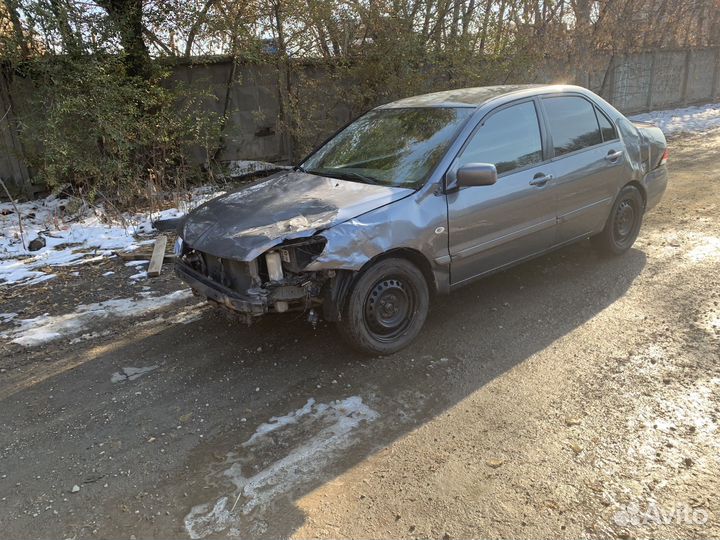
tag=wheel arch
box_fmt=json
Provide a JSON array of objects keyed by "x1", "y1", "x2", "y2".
[
  {"x1": 333, "y1": 248, "x2": 434, "y2": 355},
  {"x1": 625, "y1": 180, "x2": 647, "y2": 210},
  {"x1": 361, "y1": 247, "x2": 438, "y2": 297},
  {"x1": 322, "y1": 247, "x2": 438, "y2": 323},
  {"x1": 592, "y1": 179, "x2": 645, "y2": 256}
]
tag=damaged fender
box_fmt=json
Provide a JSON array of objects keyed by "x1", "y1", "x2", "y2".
[{"x1": 305, "y1": 189, "x2": 452, "y2": 295}]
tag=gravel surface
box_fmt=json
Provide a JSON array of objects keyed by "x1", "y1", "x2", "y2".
[{"x1": 0, "y1": 129, "x2": 718, "y2": 539}]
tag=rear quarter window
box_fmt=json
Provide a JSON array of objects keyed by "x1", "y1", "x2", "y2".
[{"x1": 596, "y1": 107, "x2": 618, "y2": 141}]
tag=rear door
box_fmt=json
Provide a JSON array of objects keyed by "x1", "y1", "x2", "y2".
[
  {"x1": 447, "y1": 99, "x2": 557, "y2": 285},
  {"x1": 540, "y1": 94, "x2": 630, "y2": 243}
]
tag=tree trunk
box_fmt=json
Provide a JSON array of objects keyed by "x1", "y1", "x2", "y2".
[
  {"x1": 572, "y1": 0, "x2": 593, "y2": 69},
  {"x1": 478, "y1": 0, "x2": 493, "y2": 53},
  {"x1": 272, "y1": 0, "x2": 295, "y2": 161},
  {"x1": 48, "y1": 0, "x2": 82, "y2": 56},
  {"x1": 5, "y1": 0, "x2": 30, "y2": 57},
  {"x1": 97, "y1": 0, "x2": 151, "y2": 78},
  {"x1": 184, "y1": 0, "x2": 218, "y2": 57}
]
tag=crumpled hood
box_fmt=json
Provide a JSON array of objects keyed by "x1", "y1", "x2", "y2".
[{"x1": 181, "y1": 170, "x2": 413, "y2": 261}]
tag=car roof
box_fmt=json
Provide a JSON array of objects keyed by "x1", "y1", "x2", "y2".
[{"x1": 378, "y1": 84, "x2": 582, "y2": 109}]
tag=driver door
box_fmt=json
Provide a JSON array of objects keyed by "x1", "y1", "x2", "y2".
[{"x1": 447, "y1": 99, "x2": 558, "y2": 285}]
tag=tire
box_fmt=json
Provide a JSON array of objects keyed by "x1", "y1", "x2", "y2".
[
  {"x1": 592, "y1": 185, "x2": 644, "y2": 256},
  {"x1": 337, "y1": 258, "x2": 430, "y2": 356}
]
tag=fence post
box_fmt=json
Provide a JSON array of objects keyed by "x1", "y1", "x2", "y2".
[
  {"x1": 646, "y1": 50, "x2": 656, "y2": 111},
  {"x1": 607, "y1": 55, "x2": 617, "y2": 105},
  {"x1": 681, "y1": 49, "x2": 691, "y2": 106},
  {"x1": 712, "y1": 47, "x2": 720, "y2": 100}
]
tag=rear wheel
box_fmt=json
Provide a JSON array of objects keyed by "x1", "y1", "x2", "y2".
[
  {"x1": 338, "y1": 258, "x2": 429, "y2": 355},
  {"x1": 592, "y1": 185, "x2": 644, "y2": 255}
]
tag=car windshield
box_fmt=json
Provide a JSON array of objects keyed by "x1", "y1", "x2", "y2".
[{"x1": 300, "y1": 107, "x2": 473, "y2": 189}]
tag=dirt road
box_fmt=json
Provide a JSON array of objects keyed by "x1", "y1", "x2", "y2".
[{"x1": 1, "y1": 129, "x2": 719, "y2": 539}]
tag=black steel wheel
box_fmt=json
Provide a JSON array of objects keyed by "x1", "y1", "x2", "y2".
[
  {"x1": 338, "y1": 258, "x2": 429, "y2": 355},
  {"x1": 593, "y1": 185, "x2": 644, "y2": 255},
  {"x1": 364, "y1": 277, "x2": 416, "y2": 342}
]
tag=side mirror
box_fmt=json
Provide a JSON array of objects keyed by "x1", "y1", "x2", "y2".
[{"x1": 456, "y1": 163, "x2": 497, "y2": 187}]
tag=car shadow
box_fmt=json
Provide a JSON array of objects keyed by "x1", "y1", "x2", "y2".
[{"x1": 0, "y1": 240, "x2": 646, "y2": 539}]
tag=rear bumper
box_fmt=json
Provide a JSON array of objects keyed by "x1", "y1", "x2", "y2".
[
  {"x1": 643, "y1": 165, "x2": 668, "y2": 212},
  {"x1": 174, "y1": 261, "x2": 267, "y2": 315}
]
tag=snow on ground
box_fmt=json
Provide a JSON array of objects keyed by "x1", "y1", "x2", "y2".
[
  {"x1": 111, "y1": 365, "x2": 159, "y2": 383},
  {"x1": 0, "y1": 289, "x2": 193, "y2": 346},
  {"x1": 184, "y1": 396, "x2": 379, "y2": 539},
  {"x1": 630, "y1": 102, "x2": 720, "y2": 136},
  {"x1": 242, "y1": 399, "x2": 317, "y2": 446},
  {"x1": 0, "y1": 186, "x2": 225, "y2": 286},
  {"x1": 129, "y1": 271, "x2": 148, "y2": 281},
  {"x1": 0, "y1": 162, "x2": 285, "y2": 287}
]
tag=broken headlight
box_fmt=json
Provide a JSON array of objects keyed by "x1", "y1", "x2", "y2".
[{"x1": 276, "y1": 236, "x2": 327, "y2": 273}]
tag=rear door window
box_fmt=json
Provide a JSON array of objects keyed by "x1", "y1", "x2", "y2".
[
  {"x1": 542, "y1": 96, "x2": 603, "y2": 157},
  {"x1": 458, "y1": 101, "x2": 543, "y2": 175}
]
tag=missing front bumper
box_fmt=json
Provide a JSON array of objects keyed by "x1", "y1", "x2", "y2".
[{"x1": 175, "y1": 261, "x2": 268, "y2": 316}]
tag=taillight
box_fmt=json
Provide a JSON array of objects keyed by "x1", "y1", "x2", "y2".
[{"x1": 659, "y1": 148, "x2": 669, "y2": 166}]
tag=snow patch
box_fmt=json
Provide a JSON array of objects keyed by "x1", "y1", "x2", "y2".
[
  {"x1": 0, "y1": 187, "x2": 226, "y2": 286},
  {"x1": 686, "y1": 234, "x2": 720, "y2": 262},
  {"x1": 111, "y1": 365, "x2": 159, "y2": 383},
  {"x1": 0, "y1": 313, "x2": 18, "y2": 323},
  {"x1": 630, "y1": 102, "x2": 720, "y2": 136},
  {"x1": 184, "y1": 396, "x2": 378, "y2": 539},
  {"x1": 1, "y1": 260, "x2": 58, "y2": 286},
  {"x1": 242, "y1": 398, "x2": 316, "y2": 446},
  {"x1": 1, "y1": 289, "x2": 193, "y2": 346},
  {"x1": 68, "y1": 330, "x2": 112, "y2": 344}
]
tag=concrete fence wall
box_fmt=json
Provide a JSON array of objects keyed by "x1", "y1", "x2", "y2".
[
  {"x1": 172, "y1": 61, "x2": 291, "y2": 165},
  {"x1": 2, "y1": 46, "x2": 719, "y2": 196},
  {"x1": 0, "y1": 69, "x2": 32, "y2": 197},
  {"x1": 171, "y1": 60, "x2": 355, "y2": 165},
  {"x1": 597, "y1": 48, "x2": 720, "y2": 112}
]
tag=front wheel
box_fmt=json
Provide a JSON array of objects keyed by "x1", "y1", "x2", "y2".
[
  {"x1": 592, "y1": 185, "x2": 644, "y2": 256},
  {"x1": 337, "y1": 258, "x2": 429, "y2": 355}
]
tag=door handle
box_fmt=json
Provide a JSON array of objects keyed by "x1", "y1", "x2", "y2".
[
  {"x1": 605, "y1": 150, "x2": 623, "y2": 162},
  {"x1": 529, "y1": 173, "x2": 553, "y2": 187}
]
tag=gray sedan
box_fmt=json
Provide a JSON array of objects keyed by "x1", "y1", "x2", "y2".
[{"x1": 175, "y1": 84, "x2": 669, "y2": 354}]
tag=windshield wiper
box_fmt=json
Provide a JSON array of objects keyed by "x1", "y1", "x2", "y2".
[
  {"x1": 301, "y1": 167, "x2": 383, "y2": 186},
  {"x1": 326, "y1": 169, "x2": 382, "y2": 185}
]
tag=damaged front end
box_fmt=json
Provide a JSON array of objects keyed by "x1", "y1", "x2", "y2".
[
  {"x1": 172, "y1": 169, "x2": 415, "y2": 325},
  {"x1": 175, "y1": 235, "x2": 350, "y2": 324}
]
